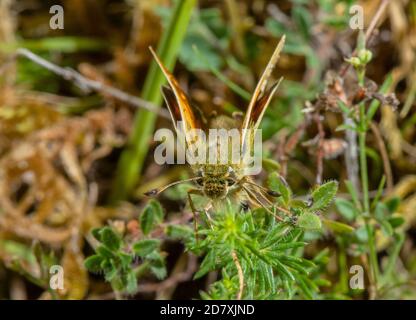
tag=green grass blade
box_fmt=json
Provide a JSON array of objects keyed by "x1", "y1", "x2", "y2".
[{"x1": 110, "y1": 0, "x2": 197, "y2": 203}]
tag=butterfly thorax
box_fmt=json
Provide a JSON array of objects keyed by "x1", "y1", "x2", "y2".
[{"x1": 194, "y1": 164, "x2": 240, "y2": 199}]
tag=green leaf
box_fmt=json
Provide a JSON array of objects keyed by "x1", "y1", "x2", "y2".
[
  {"x1": 282, "y1": 259, "x2": 309, "y2": 275},
  {"x1": 283, "y1": 280, "x2": 293, "y2": 299},
  {"x1": 367, "y1": 73, "x2": 393, "y2": 121},
  {"x1": 2, "y1": 37, "x2": 107, "y2": 53},
  {"x1": 91, "y1": 228, "x2": 102, "y2": 242},
  {"x1": 262, "y1": 159, "x2": 281, "y2": 173},
  {"x1": 104, "y1": 267, "x2": 118, "y2": 282},
  {"x1": 290, "y1": 199, "x2": 308, "y2": 209},
  {"x1": 119, "y1": 252, "x2": 133, "y2": 269},
  {"x1": 33, "y1": 243, "x2": 57, "y2": 278},
  {"x1": 355, "y1": 225, "x2": 369, "y2": 242},
  {"x1": 166, "y1": 225, "x2": 193, "y2": 239},
  {"x1": 273, "y1": 259, "x2": 295, "y2": 282},
  {"x1": 268, "y1": 242, "x2": 307, "y2": 252},
  {"x1": 377, "y1": 218, "x2": 393, "y2": 237},
  {"x1": 191, "y1": 45, "x2": 251, "y2": 101},
  {"x1": 385, "y1": 197, "x2": 400, "y2": 213},
  {"x1": 125, "y1": 270, "x2": 138, "y2": 294},
  {"x1": 99, "y1": 227, "x2": 122, "y2": 251},
  {"x1": 336, "y1": 123, "x2": 356, "y2": 132},
  {"x1": 194, "y1": 250, "x2": 216, "y2": 279},
  {"x1": 335, "y1": 199, "x2": 359, "y2": 221},
  {"x1": 84, "y1": 255, "x2": 103, "y2": 273},
  {"x1": 100, "y1": 259, "x2": 111, "y2": 271},
  {"x1": 337, "y1": 100, "x2": 352, "y2": 115},
  {"x1": 0, "y1": 240, "x2": 36, "y2": 266},
  {"x1": 279, "y1": 255, "x2": 316, "y2": 269},
  {"x1": 323, "y1": 219, "x2": 354, "y2": 234},
  {"x1": 388, "y1": 216, "x2": 405, "y2": 229},
  {"x1": 315, "y1": 278, "x2": 331, "y2": 287},
  {"x1": 140, "y1": 200, "x2": 164, "y2": 235},
  {"x1": 181, "y1": 35, "x2": 223, "y2": 71},
  {"x1": 257, "y1": 265, "x2": 266, "y2": 294},
  {"x1": 298, "y1": 213, "x2": 322, "y2": 231},
  {"x1": 268, "y1": 172, "x2": 292, "y2": 205},
  {"x1": 148, "y1": 252, "x2": 167, "y2": 280},
  {"x1": 345, "y1": 180, "x2": 361, "y2": 210},
  {"x1": 246, "y1": 269, "x2": 256, "y2": 298},
  {"x1": 258, "y1": 261, "x2": 275, "y2": 292},
  {"x1": 375, "y1": 203, "x2": 390, "y2": 220},
  {"x1": 371, "y1": 176, "x2": 386, "y2": 210},
  {"x1": 292, "y1": 5, "x2": 313, "y2": 40},
  {"x1": 133, "y1": 239, "x2": 161, "y2": 257},
  {"x1": 97, "y1": 245, "x2": 115, "y2": 259},
  {"x1": 310, "y1": 181, "x2": 338, "y2": 211},
  {"x1": 263, "y1": 225, "x2": 291, "y2": 248},
  {"x1": 265, "y1": 18, "x2": 285, "y2": 37},
  {"x1": 297, "y1": 277, "x2": 314, "y2": 299}
]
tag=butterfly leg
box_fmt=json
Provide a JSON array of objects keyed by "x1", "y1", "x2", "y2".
[
  {"x1": 203, "y1": 202, "x2": 214, "y2": 226},
  {"x1": 187, "y1": 189, "x2": 203, "y2": 242}
]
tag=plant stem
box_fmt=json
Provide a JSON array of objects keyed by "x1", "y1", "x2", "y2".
[
  {"x1": 110, "y1": 0, "x2": 197, "y2": 203},
  {"x1": 111, "y1": 282, "x2": 123, "y2": 300},
  {"x1": 381, "y1": 233, "x2": 405, "y2": 287},
  {"x1": 358, "y1": 101, "x2": 379, "y2": 296},
  {"x1": 336, "y1": 239, "x2": 348, "y2": 293}
]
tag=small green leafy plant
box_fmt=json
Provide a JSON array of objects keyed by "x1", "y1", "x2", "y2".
[
  {"x1": 84, "y1": 201, "x2": 167, "y2": 296},
  {"x1": 85, "y1": 176, "x2": 338, "y2": 299},
  {"x1": 334, "y1": 31, "x2": 405, "y2": 299}
]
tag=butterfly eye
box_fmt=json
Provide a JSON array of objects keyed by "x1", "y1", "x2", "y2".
[{"x1": 227, "y1": 178, "x2": 236, "y2": 186}]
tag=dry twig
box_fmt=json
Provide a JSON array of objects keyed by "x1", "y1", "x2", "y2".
[
  {"x1": 370, "y1": 122, "x2": 394, "y2": 193},
  {"x1": 231, "y1": 250, "x2": 244, "y2": 300},
  {"x1": 16, "y1": 48, "x2": 170, "y2": 119}
]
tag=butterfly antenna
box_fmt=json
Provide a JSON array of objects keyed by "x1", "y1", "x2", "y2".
[
  {"x1": 243, "y1": 181, "x2": 281, "y2": 197},
  {"x1": 144, "y1": 177, "x2": 200, "y2": 197},
  {"x1": 252, "y1": 186, "x2": 292, "y2": 216},
  {"x1": 246, "y1": 185, "x2": 274, "y2": 207},
  {"x1": 242, "y1": 186, "x2": 283, "y2": 221}
]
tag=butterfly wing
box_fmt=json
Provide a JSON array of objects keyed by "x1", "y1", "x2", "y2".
[
  {"x1": 241, "y1": 36, "x2": 285, "y2": 150},
  {"x1": 150, "y1": 47, "x2": 204, "y2": 156}
]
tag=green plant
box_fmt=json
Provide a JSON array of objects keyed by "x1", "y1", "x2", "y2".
[
  {"x1": 1, "y1": 241, "x2": 60, "y2": 299},
  {"x1": 84, "y1": 202, "x2": 167, "y2": 298},
  {"x1": 335, "y1": 32, "x2": 405, "y2": 299},
  {"x1": 85, "y1": 175, "x2": 339, "y2": 299}
]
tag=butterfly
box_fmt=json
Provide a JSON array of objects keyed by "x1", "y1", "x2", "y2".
[{"x1": 145, "y1": 35, "x2": 287, "y2": 224}]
